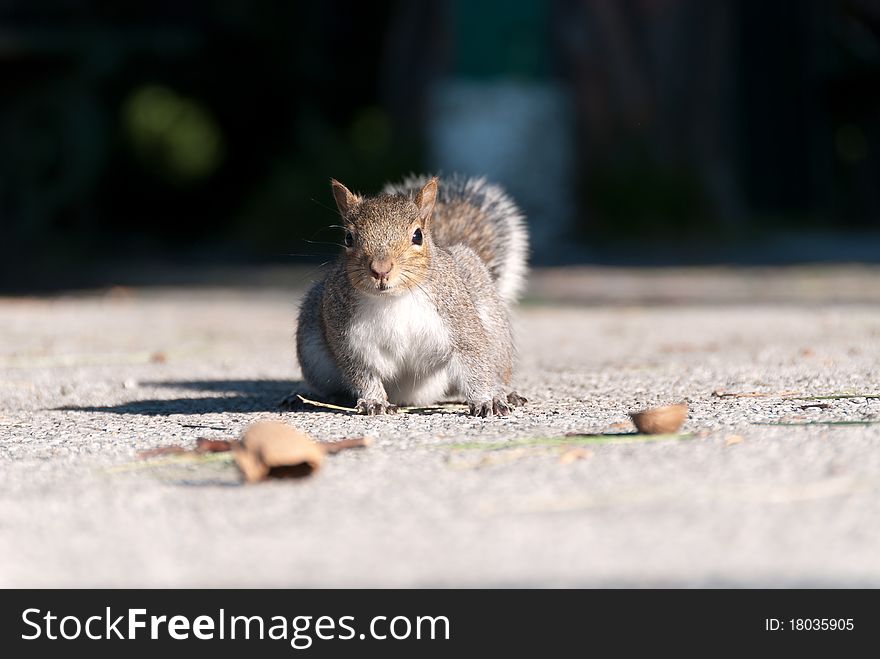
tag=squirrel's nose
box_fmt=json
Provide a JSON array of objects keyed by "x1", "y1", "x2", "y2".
[{"x1": 369, "y1": 259, "x2": 393, "y2": 280}]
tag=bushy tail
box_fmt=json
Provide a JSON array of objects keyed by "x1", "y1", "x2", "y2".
[{"x1": 383, "y1": 174, "x2": 529, "y2": 304}]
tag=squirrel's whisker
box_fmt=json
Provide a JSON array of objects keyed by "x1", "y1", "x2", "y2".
[
  {"x1": 309, "y1": 197, "x2": 340, "y2": 214},
  {"x1": 303, "y1": 239, "x2": 346, "y2": 249},
  {"x1": 398, "y1": 270, "x2": 431, "y2": 299}
]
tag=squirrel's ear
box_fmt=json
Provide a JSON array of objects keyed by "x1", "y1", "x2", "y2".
[
  {"x1": 415, "y1": 176, "x2": 438, "y2": 223},
  {"x1": 331, "y1": 179, "x2": 360, "y2": 216}
]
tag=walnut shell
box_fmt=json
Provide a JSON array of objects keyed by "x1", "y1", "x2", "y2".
[{"x1": 629, "y1": 403, "x2": 688, "y2": 434}]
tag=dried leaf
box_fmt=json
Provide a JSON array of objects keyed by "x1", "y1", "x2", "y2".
[
  {"x1": 559, "y1": 447, "x2": 593, "y2": 464},
  {"x1": 724, "y1": 434, "x2": 744, "y2": 447},
  {"x1": 233, "y1": 421, "x2": 324, "y2": 483}
]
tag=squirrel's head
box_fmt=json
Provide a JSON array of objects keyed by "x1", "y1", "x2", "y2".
[{"x1": 330, "y1": 177, "x2": 437, "y2": 296}]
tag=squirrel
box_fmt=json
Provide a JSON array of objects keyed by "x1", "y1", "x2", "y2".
[{"x1": 294, "y1": 174, "x2": 529, "y2": 417}]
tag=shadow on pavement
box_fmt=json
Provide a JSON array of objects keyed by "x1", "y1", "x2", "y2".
[{"x1": 55, "y1": 379, "x2": 306, "y2": 415}]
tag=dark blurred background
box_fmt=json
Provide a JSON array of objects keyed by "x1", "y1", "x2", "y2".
[{"x1": 2, "y1": 0, "x2": 879, "y2": 289}]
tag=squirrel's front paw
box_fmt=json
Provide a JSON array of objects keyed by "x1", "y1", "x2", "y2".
[
  {"x1": 469, "y1": 397, "x2": 511, "y2": 418},
  {"x1": 356, "y1": 398, "x2": 399, "y2": 416}
]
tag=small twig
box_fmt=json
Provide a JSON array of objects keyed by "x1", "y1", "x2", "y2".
[
  {"x1": 195, "y1": 438, "x2": 237, "y2": 452},
  {"x1": 295, "y1": 394, "x2": 466, "y2": 415},
  {"x1": 105, "y1": 451, "x2": 235, "y2": 474},
  {"x1": 295, "y1": 395, "x2": 358, "y2": 413},
  {"x1": 784, "y1": 393, "x2": 880, "y2": 401},
  {"x1": 180, "y1": 423, "x2": 230, "y2": 431},
  {"x1": 712, "y1": 390, "x2": 801, "y2": 399},
  {"x1": 752, "y1": 420, "x2": 878, "y2": 427},
  {"x1": 319, "y1": 437, "x2": 372, "y2": 453}
]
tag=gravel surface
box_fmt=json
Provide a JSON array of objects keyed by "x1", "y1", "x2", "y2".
[{"x1": 1, "y1": 269, "x2": 879, "y2": 586}]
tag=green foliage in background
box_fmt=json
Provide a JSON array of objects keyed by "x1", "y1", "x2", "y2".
[
  {"x1": 123, "y1": 85, "x2": 225, "y2": 184},
  {"x1": 234, "y1": 106, "x2": 421, "y2": 255}
]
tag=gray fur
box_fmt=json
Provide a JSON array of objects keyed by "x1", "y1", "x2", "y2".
[
  {"x1": 295, "y1": 175, "x2": 528, "y2": 417},
  {"x1": 383, "y1": 174, "x2": 529, "y2": 304}
]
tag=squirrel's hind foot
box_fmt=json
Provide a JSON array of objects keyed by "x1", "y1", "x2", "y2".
[
  {"x1": 469, "y1": 396, "x2": 511, "y2": 418},
  {"x1": 356, "y1": 398, "x2": 399, "y2": 416},
  {"x1": 506, "y1": 391, "x2": 528, "y2": 407}
]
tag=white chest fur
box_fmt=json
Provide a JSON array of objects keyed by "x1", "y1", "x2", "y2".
[{"x1": 346, "y1": 289, "x2": 456, "y2": 404}]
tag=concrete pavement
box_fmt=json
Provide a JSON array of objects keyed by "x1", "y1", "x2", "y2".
[{"x1": 1, "y1": 267, "x2": 879, "y2": 586}]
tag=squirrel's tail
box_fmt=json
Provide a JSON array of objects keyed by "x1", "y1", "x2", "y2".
[{"x1": 383, "y1": 174, "x2": 529, "y2": 304}]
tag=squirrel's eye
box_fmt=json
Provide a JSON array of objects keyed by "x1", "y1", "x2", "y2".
[
  {"x1": 344, "y1": 230, "x2": 354, "y2": 248},
  {"x1": 412, "y1": 228, "x2": 423, "y2": 245}
]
